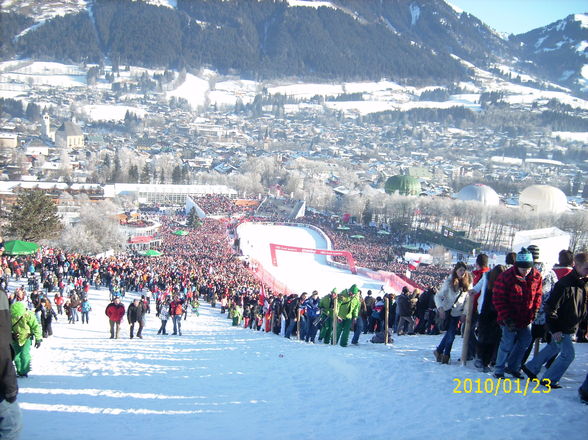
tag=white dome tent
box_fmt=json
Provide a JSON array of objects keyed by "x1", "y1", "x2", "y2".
[
  {"x1": 455, "y1": 184, "x2": 500, "y2": 206},
  {"x1": 519, "y1": 185, "x2": 568, "y2": 215}
]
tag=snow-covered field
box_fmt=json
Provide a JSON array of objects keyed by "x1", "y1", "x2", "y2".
[
  {"x1": 13, "y1": 221, "x2": 588, "y2": 439},
  {"x1": 3, "y1": 59, "x2": 587, "y2": 120},
  {"x1": 13, "y1": 277, "x2": 588, "y2": 440}
]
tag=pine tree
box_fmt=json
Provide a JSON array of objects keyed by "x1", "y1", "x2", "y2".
[
  {"x1": 172, "y1": 165, "x2": 182, "y2": 184},
  {"x1": 6, "y1": 189, "x2": 62, "y2": 242},
  {"x1": 140, "y1": 164, "x2": 151, "y2": 183},
  {"x1": 128, "y1": 165, "x2": 139, "y2": 183}
]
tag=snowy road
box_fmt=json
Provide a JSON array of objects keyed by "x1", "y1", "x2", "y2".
[{"x1": 13, "y1": 280, "x2": 588, "y2": 440}]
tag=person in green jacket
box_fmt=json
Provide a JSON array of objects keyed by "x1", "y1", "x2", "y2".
[
  {"x1": 319, "y1": 289, "x2": 338, "y2": 344},
  {"x1": 336, "y1": 284, "x2": 361, "y2": 347},
  {"x1": 10, "y1": 301, "x2": 42, "y2": 377},
  {"x1": 230, "y1": 304, "x2": 243, "y2": 326}
]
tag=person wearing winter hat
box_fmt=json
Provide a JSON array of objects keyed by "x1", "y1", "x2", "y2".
[
  {"x1": 491, "y1": 248, "x2": 543, "y2": 379},
  {"x1": 523, "y1": 252, "x2": 588, "y2": 389},
  {"x1": 318, "y1": 289, "x2": 339, "y2": 344},
  {"x1": 335, "y1": 286, "x2": 361, "y2": 347},
  {"x1": 521, "y1": 244, "x2": 559, "y2": 366}
]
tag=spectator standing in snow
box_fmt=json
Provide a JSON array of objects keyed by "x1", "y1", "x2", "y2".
[
  {"x1": 523, "y1": 252, "x2": 588, "y2": 388},
  {"x1": 0, "y1": 288, "x2": 21, "y2": 438},
  {"x1": 35, "y1": 298, "x2": 57, "y2": 338},
  {"x1": 157, "y1": 297, "x2": 170, "y2": 335},
  {"x1": 396, "y1": 286, "x2": 415, "y2": 336},
  {"x1": 492, "y1": 248, "x2": 543, "y2": 379},
  {"x1": 105, "y1": 297, "x2": 125, "y2": 339},
  {"x1": 80, "y1": 297, "x2": 91, "y2": 324},
  {"x1": 127, "y1": 298, "x2": 146, "y2": 339},
  {"x1": 170, "y1": 295, "x2": 184, "y2": 336},
  {"x1": 433, "y1": 262, "x2": 472, "y2": 364},
  {"x1": 10, "y1": 301, "x2": 42, "y2": 378}
]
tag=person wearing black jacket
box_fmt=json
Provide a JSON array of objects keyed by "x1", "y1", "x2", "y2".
[
  {"x1": 283, "y1": 294, "x2": 300, "y2": 339},
  {"x1": 0, "y1": 289, "x2": 22, "y2": 438},
  {"x1": 363, "y1": 290, "x2": 375, "y2": 334},
  {"x1": 127, "y1": 298, "x2": 146, "y2": 339},
  {"x1": 396, "y1": 288, "x2": 415, "y2": 335},
  {"x1": 271, "y1": 295, "x2": 284, "y2": 335},
  {"x1": 523, "y1": 252, "x2": 588, "y2": 388}
]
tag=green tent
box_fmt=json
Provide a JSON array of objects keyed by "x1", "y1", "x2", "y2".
[
  {"x1": 141, "y1": 249, "x2": 162, "y2": 257},
  {"x1": 337, "y1": 226, "x2": 350, "y2": 230},
  {"x1": 384, "y1": 175, "x2": 422, "y2": 196},
  {"x1": 350, "y1": 235, "x2": 365, "y2": 239},
  {"x1": 172, "y1": 230, "x2": 189, "y2": 236},
  {"x1": 2, "y1": 240, "x2": 39, "y2": 255},
  {"x1": 377, "y1": 230, "x2": 391, "y2": 235}
]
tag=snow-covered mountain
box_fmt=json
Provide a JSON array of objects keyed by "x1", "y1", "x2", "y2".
[
  {"x1": 0, "y1": 0, "x2": 585, "y2": 95},
  {"x1": 512, "y1": 14, "x2": 588, "y2": 93}
]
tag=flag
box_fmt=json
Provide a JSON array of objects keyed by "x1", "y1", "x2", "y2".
[
  {"x1": 259, "y1": 284, "x2": 266, "y2": 306},
  {"x1": 408, "y1": 260, "x2": 420, "y2": 271}
]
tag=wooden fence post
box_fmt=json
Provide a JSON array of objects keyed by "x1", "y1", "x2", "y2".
[
  {"x1": 461, "y1": 292, "x2": 474, "y2": 366},
  {"x1": 332, "y1": 297, "x2": 338, "y2": 345},
  {"x1": 384, "y1": 296, "x2": 389, "y2": 345}
]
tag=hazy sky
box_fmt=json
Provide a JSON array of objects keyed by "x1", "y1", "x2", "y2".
[{"x1": 448, "y1": 0, "x2": 587, "y2": 35}]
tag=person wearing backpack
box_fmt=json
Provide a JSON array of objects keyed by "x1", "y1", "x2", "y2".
[{"x1": 10, "y1": 301, "x2": 43, "y2": 378}]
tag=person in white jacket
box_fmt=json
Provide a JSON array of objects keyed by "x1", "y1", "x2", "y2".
[{"x1": 433, "y1": 262, "x2": 473, "y2": 364}]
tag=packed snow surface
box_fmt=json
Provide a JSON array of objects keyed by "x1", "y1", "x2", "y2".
[{"x1": 14, "y1": 223, "x2": 588, "y2": 439}]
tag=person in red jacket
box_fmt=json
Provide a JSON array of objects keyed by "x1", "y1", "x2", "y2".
[
  {"x1": 492, "y1": 248, "x2": 543, "y2": 379},
  {"x1": 169, "y1": 295, "x2": 184, "y2": 336},
  {"x1": 105, "y1": 297, "x2": 125, "y2": 339}
]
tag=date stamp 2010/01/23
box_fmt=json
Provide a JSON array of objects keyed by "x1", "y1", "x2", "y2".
[{"x1": 453, "y1": 378, "x2": 552, "y2": 395}]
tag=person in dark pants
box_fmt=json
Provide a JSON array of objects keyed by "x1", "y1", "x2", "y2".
[
  {"x1": 472, "y1": 264, "x2": 507, "y2": 372},
  {"x1": 351, "y1": 292, "x2": 366, "y2": 345},
  {"x1": 434, "y1": 262, "x2": 472, "y2": 364},
  {"x1": 105, "y1": 296, "x2": 125, "y2": 339},
  {"x1": 364, "y1": 290, "x2": 375, "y2": 334},
  {"x1": 579, "y1": 372, "x2": 588, "y2": 404},
  {"x1": 127, "y1": 298, "x2": 146, "y2": 339},
  {"x1": 523, "y1": 252, "x2": 588, "y2": 388},
  {"x1": 0, "y1": 289, "x2": 22, "y2": 438}
]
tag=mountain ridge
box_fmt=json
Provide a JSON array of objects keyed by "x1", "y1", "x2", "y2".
[{"x1": 0, "y1": 0, "x2": 586, "y2": 94}]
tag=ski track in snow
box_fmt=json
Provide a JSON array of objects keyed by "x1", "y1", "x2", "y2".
[{"x1": 10, "y1": 223, "x2": 588, "y2": 439}]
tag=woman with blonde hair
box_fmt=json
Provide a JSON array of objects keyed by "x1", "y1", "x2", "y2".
[{"x1": 433, "y1": 262, "x2": 473, "y2": 364}]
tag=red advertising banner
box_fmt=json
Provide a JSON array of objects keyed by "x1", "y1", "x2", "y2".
[{"x1": 270, "y1": 243, "x2": 357, "y2": 274}]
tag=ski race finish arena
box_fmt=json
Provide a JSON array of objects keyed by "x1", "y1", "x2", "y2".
[{"x1": 236, "y1": 222, "x2": 406, "y2": 295}]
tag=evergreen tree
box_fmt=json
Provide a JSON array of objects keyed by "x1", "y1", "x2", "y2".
[
  {"x1": 140, "y1": 163, "x2": 151, "y2": 183},
  {"x1": 5, "y1": 189, "x2": 62, "y2": 242},
  {"x1": 110, "y1": 154, "x2": 122, "y2": 183},
  {"x1": 128, "y1": 164, "x2": 139, "y2": 183},
  {"x1": 171, "y1": 165, "x2": 182, "y2": 184}
]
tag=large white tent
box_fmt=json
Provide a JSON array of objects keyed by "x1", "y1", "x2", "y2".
[
  {"x1": 455, "y1": 183, "x2": 500, "y2": 206},
  {"x1": 512, "y1": 227, "x2": 571, "y2": 269},
  {"x1": 519, "y1": 185, "x2": 568, "y2": 215}
]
